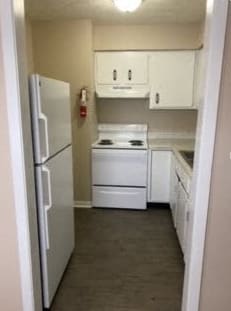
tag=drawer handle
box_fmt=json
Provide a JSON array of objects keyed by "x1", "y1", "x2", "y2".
[
  {"x1": 113, "y1": 69, "x2": 117, "y2": 81},
  {"x1": 113, "y1": 86, "x2": 132, "y2": 90},
  {"x1": 128, "y1": 69, "x2": 132, "y2": 81}
]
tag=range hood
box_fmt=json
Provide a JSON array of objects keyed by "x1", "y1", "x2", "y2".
[{"x1": 95, "y1": 85, "x2": 150, "y2": 98}]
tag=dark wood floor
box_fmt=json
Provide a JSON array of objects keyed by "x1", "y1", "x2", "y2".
[{"x1": 50, "y1": 207, "x2": 184, "y2": 311}]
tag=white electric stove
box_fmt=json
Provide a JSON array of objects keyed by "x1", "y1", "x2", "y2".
[{"x1": 92, "y1": 124, "x2": 148, "y2": 210}]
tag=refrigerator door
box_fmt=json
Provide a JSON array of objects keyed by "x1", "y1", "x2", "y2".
[
  {"x1": 30, "y1": 74, "x2": 71, "y2": 164},
  {"x1": 35, "y1": 145, "x2": 74, "y2": 308}
]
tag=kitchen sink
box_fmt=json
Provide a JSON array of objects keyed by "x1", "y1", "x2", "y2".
[{"x1": 179, "y1": 150, "x2": 194, "y2": 168}]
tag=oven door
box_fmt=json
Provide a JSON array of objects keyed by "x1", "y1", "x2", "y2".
[{"x1": 92, "y1": 149, "x2": 147, "y2": 187}]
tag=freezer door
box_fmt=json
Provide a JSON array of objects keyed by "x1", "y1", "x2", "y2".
[
  {"x1": 35, "y1": 146, "x2": 74, "y2": 308},
  {"x1": 92, "y1": 149, "x2": 148, "y2": 187},
  {"x1": 30, "y1": 74, "x2": 71, "y2": 164}
]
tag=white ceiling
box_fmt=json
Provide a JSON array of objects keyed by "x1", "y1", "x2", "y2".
[{"x1": 25, "y1": 0, "x2": 206, "y2": 24}]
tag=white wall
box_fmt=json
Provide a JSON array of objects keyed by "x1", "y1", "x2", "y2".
[
  {"x1": 97, "y1": 99, "x2": 197, "y2": 136},
  {"x1": 181, "y1": 1, "x2": 229, "y2": 310},
  {"x1": 199, "y1": 3, "x2": 231, "y2": 310},
  {"x1": 94, "y1": 23, "x2": 203, "y2": 50},
  {"x1": 31, "y1": 20, "x2": 98, "y2": 202}
]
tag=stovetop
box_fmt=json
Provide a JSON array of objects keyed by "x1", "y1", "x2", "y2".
[
  {"x1": 92, "y1": 124, "x2": 148, "y2": 150},
  {"x1": 92, "y1": 139, "x2": 148, "y2": 150}
]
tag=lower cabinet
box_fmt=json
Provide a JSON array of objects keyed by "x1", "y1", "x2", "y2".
[
  {"x1": 148, "y1": 149, "x2": 191, "y2": 260},
  {"x1": 171, "y1": 155, "x2": 191, "y2": 260},
  {"x1": 170, "y1": 155, "x2": 179, "y2": 227},
  {"x1": 148, "y1": 150, "x2": 172, "y2": 203},
  {"x1": 175, "y1": 182, "x2": 190, "y2": 254}
]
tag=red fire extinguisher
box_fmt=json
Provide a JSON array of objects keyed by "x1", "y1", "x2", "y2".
[{"x1": 79, "y1": 87, "x2": 88, "y2": 118}]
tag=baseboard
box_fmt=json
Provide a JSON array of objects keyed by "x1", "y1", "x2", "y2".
[
  {"x1": 74, "y1": 201, "x2": 92, "y2": 208},
  {"x1": 147, "y1": 202, "x2": 170, "y2": 209}
]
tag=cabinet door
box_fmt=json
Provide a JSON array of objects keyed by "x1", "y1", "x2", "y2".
[
  {"x1": 149, "y1": 51, "x2": 195, "y2": 109},
  {"x1": 95, "y1": 52, "x2": 148, "y2": 85},
  {"x1": 170, "y1": 157, "x2": 179, "y2": 227},
  {"x1": 149, "y1": 151, "x2": 171, "y2": 203},
  {"x1": 124, "y1": 52, "x2": 148, "y2": 85},
  {"x1": 183, "y1": 200, "x2": 191, "y2": 263},
  {"x1": 176, "y1": 182, "x2": 189, "y2": 253},
  {"x1": 95, "y1": 53, "x2": 124, "y2": 85}
]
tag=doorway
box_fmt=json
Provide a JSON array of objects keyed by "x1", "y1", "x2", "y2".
[{"x1": 0, "y1": 0, "x2": 229, "y2": 311}]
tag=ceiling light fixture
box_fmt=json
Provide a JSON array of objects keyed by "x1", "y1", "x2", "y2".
[{"x1": 113, "y1": 0, "x2": 143, "y2": 13}]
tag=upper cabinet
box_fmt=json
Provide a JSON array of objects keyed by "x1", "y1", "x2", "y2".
[
  {"x1": 96, "y1": 52, "x2": 148, "y2": 85},
  {"x1": 94, "y1": 50, "x2": 197, "y2": 106},
  {"x1": 149, "y1": 51, "x2": 196, "y2": 109},
  {"x1": 95, "y1": 52, "x2": 150, "y2": 98}
]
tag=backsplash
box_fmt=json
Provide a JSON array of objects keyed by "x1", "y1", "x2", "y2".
[{"x1": 97, "y1": 99, "x2": 198, "y2": 136}]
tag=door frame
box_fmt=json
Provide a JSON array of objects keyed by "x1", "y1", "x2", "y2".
[
  {"x1": 0, "y1": 0, "x2": 42, "y2": 310},
  {"x1": 182, "y1": 1, "x2": 229, "y2": 311},
  {"x1": 0, "y1": 0, "x2": 229, "y2": 311}
]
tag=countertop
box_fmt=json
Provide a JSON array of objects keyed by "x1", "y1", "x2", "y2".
[{"x1": 148, "y1": 138, "x2": 195, "y2": 177}]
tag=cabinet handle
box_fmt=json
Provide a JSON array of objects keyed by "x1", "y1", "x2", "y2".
[
  {"x1": 113, "y1": 69, "x2": 117, "y2": 81},
  {"x1": 128, "y1": 69, "x2": 132, "y2": 81},
  {"x1": 155, "y1": 93, "x2": 160, "y2": 104}
]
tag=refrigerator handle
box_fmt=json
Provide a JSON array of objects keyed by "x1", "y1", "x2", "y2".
[
  {"x1": 40, "y1": 112, "x2": 50, "y2": 163},
  {"x1": 42, "y1": 166, "x2": 52, "y2": 250}
]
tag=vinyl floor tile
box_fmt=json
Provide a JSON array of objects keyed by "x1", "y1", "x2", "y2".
[{"x1": 50, "y1": 208, "x2": 184, "y2": 311}]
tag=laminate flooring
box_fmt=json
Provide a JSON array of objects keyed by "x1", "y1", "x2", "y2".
[{"x1": 50, "y1": 208, "x2": 184, "y2": 311}]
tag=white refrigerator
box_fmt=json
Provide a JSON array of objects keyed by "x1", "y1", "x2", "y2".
[{"x1": 29, "y1": 74, "x2": 75, "y2": 308}]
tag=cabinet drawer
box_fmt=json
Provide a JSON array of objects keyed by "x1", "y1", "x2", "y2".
[{"x1": 92, "y1": 186, "x2": 147, "y2": 210}]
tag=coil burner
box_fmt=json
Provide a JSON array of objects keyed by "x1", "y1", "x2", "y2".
[
  {"x1": 98, "y1": 139, "x2": 114, "y2": 146},
  {"x1": 129, "y1": 140, "x2": 144, "y2": 146}
]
